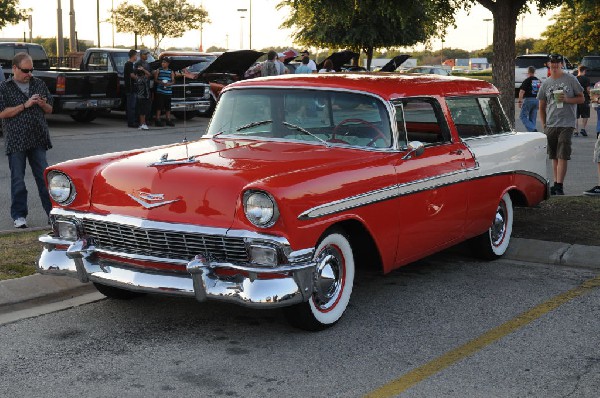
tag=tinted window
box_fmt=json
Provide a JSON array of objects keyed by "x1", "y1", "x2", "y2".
[
  {"x1": 446, "y1": 97, "x2": 512, "y2": 138},
  {"x1": 582, "y1": 57, "x2": 600, "y2": 70},
  {"x1": 515, "y1": 57, "x2": 548, "y2": 69}
]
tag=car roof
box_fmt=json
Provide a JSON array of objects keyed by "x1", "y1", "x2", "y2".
[{"x1": 226, "y1": 73, "x2": 497, "y2": 99}]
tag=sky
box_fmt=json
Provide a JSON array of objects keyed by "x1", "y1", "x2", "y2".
[{"x1": 0, "y1": 0, "x2": 560, "y2": 53}]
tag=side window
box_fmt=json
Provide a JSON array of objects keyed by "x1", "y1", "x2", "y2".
[
  {"x1": 87, "y1": 52, "x2": 108, "y2": 71},
  {"x1": 394, "y1": 98, "x2": 450, "y2": 146},
  {"x1": 446, "y1": 97, "x2": 512, "y2": 138}
]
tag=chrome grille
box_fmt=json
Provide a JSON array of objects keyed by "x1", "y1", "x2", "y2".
[{"x1": 82, "y1": 219, "x2": 248, "y2": 262}]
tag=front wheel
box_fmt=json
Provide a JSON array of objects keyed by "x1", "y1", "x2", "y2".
[
  {"x1": 470, "y1": 192, "x2": 513, "y2": 260},
  {"x1": 283, "y1": 229, "x2": 355, "y2": 331},
  {"x1": 93, "y1": 282, "x2": 145, "y2": 300}
]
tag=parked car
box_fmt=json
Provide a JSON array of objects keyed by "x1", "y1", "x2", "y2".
[
  {"x1": 403, "y1": 66, "x2": 451, "y2": 76},
  {"x1": 514, "y1": 53, "x2": 574, "y2": 95},
  {"x1": 38, "y1": 74, "x2": 548, "y2": 330},
  {"x1": 158, "y1": 50, "x2": 264, "y2": 116},
  {"x1": 578, "y1": 55, "x2": 600, "y2": 86},
  {"x1": 0, "y1": 42, "x2": 120, "y2": 123}
]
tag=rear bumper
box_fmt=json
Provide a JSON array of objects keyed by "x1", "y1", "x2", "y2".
[
  {"x1": 171, "y1": 99, "x2": 211, "y2": 113},
  {"x1": 38, "y1": 235, "x2": 315, "y2": 308},
  {"x1": 59, "y1": 98, "x2": 121, "y2": 110}
]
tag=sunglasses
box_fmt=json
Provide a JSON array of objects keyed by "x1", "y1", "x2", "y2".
[{"x1": 16, "y1": 66, "x2": 34, "y2": 73}]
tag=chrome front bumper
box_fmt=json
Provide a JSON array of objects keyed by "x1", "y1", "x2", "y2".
[{"x1": 38, "y1": 235, "x2": 316, "y2": 308}]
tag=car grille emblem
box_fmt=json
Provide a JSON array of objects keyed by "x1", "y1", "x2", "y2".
[{"x1": 128, "y1": 192, "x2": 180, "y2": 209}]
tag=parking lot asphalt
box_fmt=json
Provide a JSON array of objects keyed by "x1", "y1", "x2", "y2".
[{"x1": 1, "y1": 237, "x2": 599, "y2": 312}]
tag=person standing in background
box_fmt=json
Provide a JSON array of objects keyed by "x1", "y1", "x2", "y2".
[
  {"x1": 123, "y1": 49, "x2": 138, "y2": 128},
  {"x1": 153, "y1": 57, "x2": 175, "y2": 127},
  {"x1": 517, "y1": 66, "x2": 540, "y2": 132},
  {"x1": 574, "y1": 65, "x2": 591, "y2": 136},
  {"x1": 0, "y1": 53, "x2": 54, "y2": 228},
  {"x1": 133, "y1": 50, "x2": 152, "y2": 130},
  {"x1": 537, "y1": 53, "x2": 584, "y2": 196},
  {"x1": 299, "y1": 50, "x2": 317, "y2": 73}
]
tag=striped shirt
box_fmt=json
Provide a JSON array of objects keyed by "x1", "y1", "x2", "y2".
[
  {"x1": 156, "y1": 69, "x2": 173, "y2": 95},
  {"x1": 0, "y1": 76, "x2": 54, "y2": 155}
]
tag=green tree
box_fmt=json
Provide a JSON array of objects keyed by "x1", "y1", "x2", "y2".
[
  {"x1": 541, "y1": 3, "x2": 600, "y2": 60},
  {"x1": 278, "y1": 0, "x2": 455, "y2": 70},
  {"x1": 0, "y1": 1, "x2": 28, "y2": 30},
  {"x1": 455, "y1": 0, "x2": 597, "y2": 123},
  {"x1": 112, "y1": 0, "x2": 209, "y2": 55}
]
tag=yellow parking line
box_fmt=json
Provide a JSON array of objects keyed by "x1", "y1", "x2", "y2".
[{"x1": 364, "y1": 275, "x2": 600, "y2": 398}]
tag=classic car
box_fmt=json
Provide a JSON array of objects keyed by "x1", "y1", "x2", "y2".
[{"x1": 38, "y1": 73, "x2": 548, "y2": 331}]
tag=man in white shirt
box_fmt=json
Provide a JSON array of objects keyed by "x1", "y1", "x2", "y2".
[{"x1": 299, "y1": 50, "x2": 317, "y2": 73}]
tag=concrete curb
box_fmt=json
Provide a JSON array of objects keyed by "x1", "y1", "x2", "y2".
[{"x1": 1, "y1": 238, "x2": 599, "y2": 310}]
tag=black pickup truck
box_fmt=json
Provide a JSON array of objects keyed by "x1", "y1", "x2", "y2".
[
  {"x1": 80, "y1": 48, "x2": 211, "y2": 119},
  {"x1": 0, "y1": 42, "x2": 120, "y2": 123}
]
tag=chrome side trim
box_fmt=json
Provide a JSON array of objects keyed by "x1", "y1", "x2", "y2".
[{"x1": 298, "y1": 168, "x2": 547, "y2": 220}]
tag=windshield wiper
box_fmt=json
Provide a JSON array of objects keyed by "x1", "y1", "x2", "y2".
[
  {"x1": 282, "y1": 122, "x2": 329, "y2": 146},
  {"x1": 235, "y1": 120, "x2": 272, "y2": 132}
]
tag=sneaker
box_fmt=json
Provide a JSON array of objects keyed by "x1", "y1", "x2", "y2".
[
  {"x1": 550, "y1": 185, "x2": 556, "y2": 195},
  {"x1": 554, "y1": 185, "x2": 564, "y2": 195},
  {"x1": 155, "y1": 120, "x2": 164, "y2": 127},
  {"x1": 165, "y1": 120, "x2": 175, "y2": 127},
  {"x1": 584, "y1": 186, "x2": 600, "y2": 196},
  {"x1": 580, "y1": 129, "x2": 588, "y2": 137},
  {"x1": 14, "y1": 217, "x2": 27, "y2": 228},
  {"x1": 138, "y1": 124, "x2": 149, "y2": 130},
  {"x1": 573, "y1": 131, "x2": 579, "y2": 136}
]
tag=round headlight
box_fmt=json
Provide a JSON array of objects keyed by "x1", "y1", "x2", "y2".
[
  {"x1": 48, "y1": 171, "x2": 76, "y2": 205},
  {"x1": 243, "y1": 191, "x2": 279, "y2": 228}
]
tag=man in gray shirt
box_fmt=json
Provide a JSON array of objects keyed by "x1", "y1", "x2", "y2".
[{"x1": 537, "y1": 53, "x2": 584, "y2": 195}]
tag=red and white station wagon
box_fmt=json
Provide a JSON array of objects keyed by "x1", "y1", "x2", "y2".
[{"x1": 39, "y1": 73, "x2": 548, "y2": 330}]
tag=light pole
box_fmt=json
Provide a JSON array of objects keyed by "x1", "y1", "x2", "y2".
[
  {"x1": 56, "y1": 0, "x2": 64, "y2": 57},
  {"x1": 239, "y1": 15, "x2": 245, "y2": 49},
  {"x1": 237, "y1": 8, "x2": 247, "y2": 49},
  {"x1": 483, "y1": 18, "x2": 492, "y2": 48},
  {"x1": 249, "y1": 0, "x2": 252, "y2": 50}
]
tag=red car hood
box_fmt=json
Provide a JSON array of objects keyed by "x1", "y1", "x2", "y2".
[{"x1": 88, "y1": 138, "x2": 363, "y2": 228}]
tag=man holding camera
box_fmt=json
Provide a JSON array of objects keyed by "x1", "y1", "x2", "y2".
[{"x1": 0, "y1": 52, "x2": 54, "y2": 228}]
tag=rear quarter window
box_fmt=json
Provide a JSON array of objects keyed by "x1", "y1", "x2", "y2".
[{"x1": 446, "y1": 97, "x2": 512, "y2": 139}]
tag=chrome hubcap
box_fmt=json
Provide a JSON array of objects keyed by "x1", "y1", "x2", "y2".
[
  {"x1": 313, "y1": 247, "x2": 343, "y2": 310},
  {"x1": 491, "y1": 203, "x2": 506, "y2": 246}
]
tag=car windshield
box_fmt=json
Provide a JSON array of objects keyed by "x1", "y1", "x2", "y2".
[
  {"x1": 207, "y1": 88, "x2": 393, "y2": 148},
  {"x1": 582, "y1": 57, "x2": 600, "y2": 70}
]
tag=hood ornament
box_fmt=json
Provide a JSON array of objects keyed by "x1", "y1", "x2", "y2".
[
  {"x1": 148, "y1": 140, "x2": 198, "y2": 167},
  {"x1": 128, "y1": 192, "x2": 180, "y2": 209}
]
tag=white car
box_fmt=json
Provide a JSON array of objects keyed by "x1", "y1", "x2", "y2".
[{"x1": 514, "y1": 54, "x2": 574, "y2": 94}]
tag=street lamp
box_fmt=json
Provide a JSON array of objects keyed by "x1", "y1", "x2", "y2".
[
  {"x1": 483, "y1": 18, "x2": 492, "y2": 48},
  {"x1": 237, "y1": 8, "x2": 247, "y2": 49},
  {"x1": 239, "y1": 15, "x2": 246, "y2": 49}
]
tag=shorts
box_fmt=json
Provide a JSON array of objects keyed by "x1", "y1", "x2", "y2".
[
  {"x1": 577, "y1": 103, "x2": 590, "y2": 118},
  {"x1": 155, "y1": 92, "x2": 172, "y2": 112},
  {"x1": 594, "y1": 135, "x2": 600, "y2": 163},
  {"x1": 545, "y1": 126, "x2": 573, "y2": 160},
  {"x1": 136, "y1": 98, "x2": 151, "y2": 116}
]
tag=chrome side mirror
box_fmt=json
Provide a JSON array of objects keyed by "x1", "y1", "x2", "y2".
[{"x1": 402, "y1": 141, "x2": 425, "y2": 160}]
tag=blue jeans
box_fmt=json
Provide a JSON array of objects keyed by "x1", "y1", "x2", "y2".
[
  {"x1": 596, "y1": 106, "x2": 600, "y2": 133},
  {"x1": 126, "y1": 92, "x2": 137, "y2": 126},
  {"x1": 519, "y1": 97, "x2": 539, "y2": 132},
  {"x1": 8, "y1": 147, "x2": 53, "y2": 220}
]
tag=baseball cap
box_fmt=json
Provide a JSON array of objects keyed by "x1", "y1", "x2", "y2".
[
  {"x1": 162, "y1": 56, "x2": 171, "y2": 63},
  {"x1": 277, "y1": 52, "x2": 284, "y2": 57},
  {"x1": 140, "y1": 49, "x2": 150, "y2": 55},
  {"x1": 548, "y1": 54, "x2": 563, "y2": 62},
  {"x1": 300, "y1": 49, "x2": 309, "y2": 55}
]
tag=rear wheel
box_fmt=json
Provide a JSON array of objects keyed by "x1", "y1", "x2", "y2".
[
  {"x1": 70, "y1": 110, "x2": 98, "y2": 123},
  {"x1": 283, "y1": 229, "x2": 355, "y2": 331},
  {"x1": 470, "y1": 192, "x2": 513, "y2": 260},
  {"x1": 173, "y1": 111, "x2": 196, "y2": 120},
  {"x1": 93, "y1": 282, "x2": 145, "y2": 300}
]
